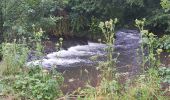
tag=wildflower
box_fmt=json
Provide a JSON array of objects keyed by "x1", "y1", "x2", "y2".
[
  {"x1": 135, "y1": 19, "x2": 140, "y2": 25},
  {"x1": 99, "y1": 22, "x2": 104, "y2": 28},
  {"x1": 59, "y1": 38, "x2": 63, "y2": 41},
  {"x1": 135, "y1": 18, "x2": 145, "y2": 26},
  {"x1": 141, "y1": 30, "x2": 149, "y2": 35},
  {"x1": 105, "y1": 21, "x2": 110, "y2": 28},
  {"x1": 35, "y1": 28, "x2": 43, "y2": 39},
  {"x1": 39, "y1": 28, "x2": 43, "y2": 33},
  {"x1": 149, "y1": 32, "x2": 155, "y2": 37},
  {"x1": 109, "y1": 19, "x2": 113, "y2": 26},
  {"x1": 56, "y1": 43, "x2": 60, "y2": 47},
  {"x1": 157, "y1": 49, "x2": 163, "y2": 54},
  {"x1": 114, "y1": 18, "x2": 118, "y2": 24},
  {"x1": 110, "y1": 19, "x2": 113, "y2": 23}
]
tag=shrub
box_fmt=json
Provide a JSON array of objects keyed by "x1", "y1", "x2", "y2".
[
  {"x1": 0, "y1": 39, "x2": 29, "y2": 75},
  {"x1": 157, "y1": 35, "x2": 170, "y2": 52},
  {"x1": 1, "y1": 66, "x2": 64, "y2": 100}
]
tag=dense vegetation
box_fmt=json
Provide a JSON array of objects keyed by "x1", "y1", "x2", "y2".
[
  {"x1": 0, "y1": 0, "x2": 170, "y2": 99},
  {"x1": 0, "y1": 0, "x2": 170, "y2": 40}
]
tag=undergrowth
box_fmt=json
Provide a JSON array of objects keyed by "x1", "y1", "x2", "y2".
[{"x1": 0, "y1": 19, "x2": 169, "y2": 100}]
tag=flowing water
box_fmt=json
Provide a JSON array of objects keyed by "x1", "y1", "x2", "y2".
[
  {"x1": 27, "y1": 29, "x2": 144, "y2": 93},
  {"x1": 28, "y1": 29, "x2": 141, "y2": 72}
]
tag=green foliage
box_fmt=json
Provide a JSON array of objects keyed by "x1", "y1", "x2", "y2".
[
  {"x1": 157, "y1": 35, "x2": 170, "y2": 52},
  {"x1": 159, "y1": 66, "x2": 170, "y2": 83},
  {"x1": 0, "y1": 67, "x2": 64, "y2": 100},
  {"x1": 76, "y1": 19, "x2": 121, "y2": 99},
  {"x1": 0, "y1": 0, "x2": 69, "y2": 40},
  {"x1": 121, "y1": 68, "x2": 164, "y2": 100},
  {"x1": 32, "y1": 27, "x2": 44, "y2": 57},
  {"x1": 0, "y1": 0, "x2": 168, "y2": 39},
  {"x1": 68, "y1": 0, "x2": 170, "y2": 38},
  {"x1": 161, "y1": 0, "x2": 170, "y2": 11},
  {"x1": 97, "y1": 79, "x2": 120, "y2": 95},
  {"x1": 0, "y1": 23, "x2": 64, "y2": 99},
  {"x1": 146, "y1": 0, "x2": 170, "y2": 34},
  {"x1": 135, "y1": 19, "x2": 159, "y2": 69},
  {"x1": 98, "y1": 19, "x2": 118, "y2": 79},
  {"x1": 99, "y1": 19, "x2": 118, "y2": 44},
  {"x1": 0, "y1": 39, "x2": 29, "y2": 75},
  {"x1": 77, "y1": 69, "x2": 167, "y2": 100},
  {"x1": 68, "y1": 0, "x2": 147, "y2": 36},
  {"x1": 89, "y1": 17, "x2": 101, "y2": 38},
  {"x1": 0, "y1": 0, "x2": 170, "y2": 99},
  {"x1": 126, "y1": 0, "x2": 144, "y2": 6}
]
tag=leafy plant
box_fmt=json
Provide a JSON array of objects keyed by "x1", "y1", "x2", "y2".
[
  {"x1": 0, "y1": 39, "x2": 29, "y2": 75},
  {"x1": 32, "y1": 27, "x2": 44, "y2": 57},
  {"x1": 75, "y1": 19, "x2": 121, "y2": 99},
  {"x1": 159, "y1": 66, "x2": 170, "y2": 83},
  {"x1": 89, "y1": 17, "x2": 101, "y2": 39},
  {"x1": 122, "y1": 68, "x2": 163, "y2": 100},
  {"x1": 1, "y1": 66, "x2": 64, "y2": 100},
  {"x1": 0, "y1": 0, "x2": 69, "y2": 40},
  {"x1": 135, "y1": 18, "x2": 159, "y2": 70},
  {"x1": 161, "y1": 0, "x2": 170, "y2": 12},
  {"x1": 98, "y1": 18, "x2": 118, "y2": 79},
  {"x1": 157, "y1": 35, "x2": 170, "y2": 52}
]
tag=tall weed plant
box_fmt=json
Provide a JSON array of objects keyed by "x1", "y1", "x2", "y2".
[
  {"x1": 135, "y1": 18, "x2": 160, "y2": 70},
  {"x1": 32, "y1": 26, "x2": 44, "y2": 57},
  {"x1": 0, "y1": 39, "x2": 29, "y2": 75},
  {"x1": 98, "y1": 18, "x2": 118, "y2": 79}
]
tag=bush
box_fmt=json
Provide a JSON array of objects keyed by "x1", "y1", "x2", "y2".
[
  {"x1": 0, "y1": 39, "x2": 29, "y2": 75},
  {"x1": 157, "y1": 35, "x2": 170, "y2": 52},
  {"x1": 1, "y1": 66, "x2": 64, "y2": 100}
]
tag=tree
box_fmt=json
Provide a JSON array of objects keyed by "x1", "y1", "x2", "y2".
[{"x1": 0, "y1": 0, "x2": 69, "y2": 40}]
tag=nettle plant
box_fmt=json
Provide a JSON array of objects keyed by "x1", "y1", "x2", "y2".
[
  {"x1": 32, "y1": 25, "x2": 44, "y2": 57},
  {"x1": 98, "y1": 18, "x2": 118, "y2": 79},
  {"x1": 56, "y1": 37, "x2": 64, "y2": 51},
  {"x1": 135, "y1": 18, "x2": 160, "y2": 70},
  {"x1": 77, "y1": 19, "x2": 120, "y2": 99}
]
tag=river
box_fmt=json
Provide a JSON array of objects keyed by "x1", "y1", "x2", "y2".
[{"x1": 27, "y1": 29, "x2": 170, "y2": 93}]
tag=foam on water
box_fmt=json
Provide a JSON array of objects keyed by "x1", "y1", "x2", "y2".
[
  {"x1": 27, "y1": 58, "x2": 87, "y2": 68},
  {"x1": 27, "y1": 29, "x2": 141, "y2": 71}
]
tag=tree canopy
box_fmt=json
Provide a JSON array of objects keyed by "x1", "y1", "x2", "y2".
[{"x1": 0, "y1": 0, "x2": 169, "y2": 40}]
